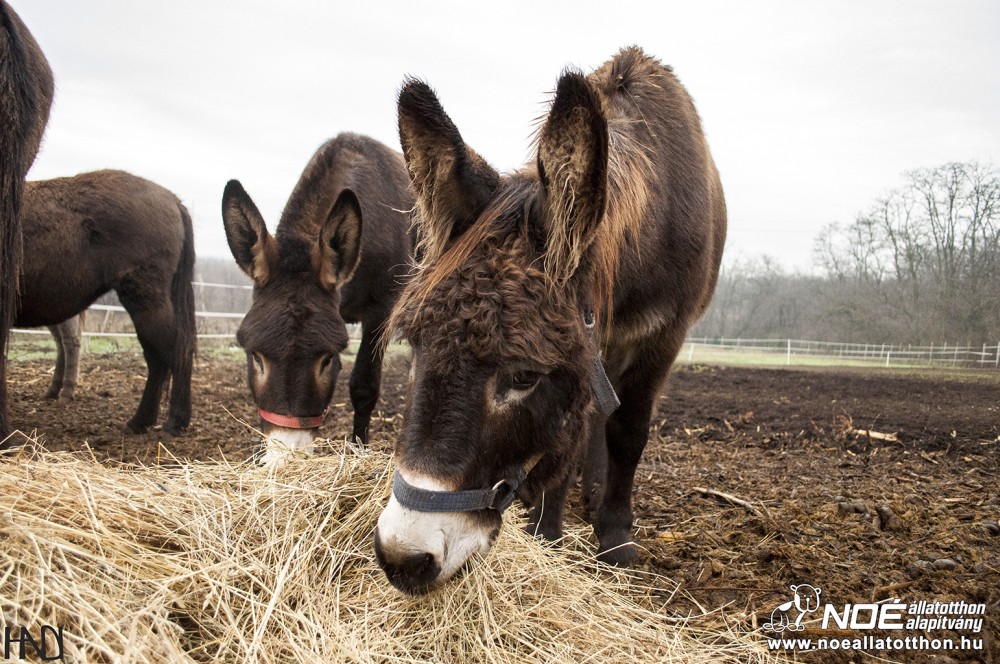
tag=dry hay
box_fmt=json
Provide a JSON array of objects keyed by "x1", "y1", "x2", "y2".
[{"x1": 0, "y1": 441, "x2": 782, "y2": 663}]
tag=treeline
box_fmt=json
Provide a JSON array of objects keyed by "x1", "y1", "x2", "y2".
[{"x1": 693, "y1": 161, "x2": 1000, "y2": 345}]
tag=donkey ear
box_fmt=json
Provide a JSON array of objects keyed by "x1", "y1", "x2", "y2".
[
  {"x1": 536, "y1": 71, "x2": 609, "y2": 286},
  {"x1": 222, "y1": 179, "x2": 275, "y2": 287},
  {"x1": 398, "y1": 78, "x2": 500, "y2": 262},
  {"x1": 317, "y1": 188, "x2": 363, "y2": 291}
]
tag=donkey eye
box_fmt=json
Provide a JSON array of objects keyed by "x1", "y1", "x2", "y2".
[
  {"x1": 252, "y1": 353, "x2": 265, "y2": 374},
  {"x1": 319, "y1": 354, "x2": 335, "y2": 372},
  {"x1": 510, "y1": 371, "x2": 541, "y2": 391}
]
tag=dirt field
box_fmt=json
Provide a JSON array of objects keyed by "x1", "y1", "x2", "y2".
[{"x1": 6, "y1": 347, "x2": 999, "y2": 662}]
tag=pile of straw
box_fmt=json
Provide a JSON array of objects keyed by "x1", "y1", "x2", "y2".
[{"x1": 0, "y1": 443, "x2": 780, "y2": 663}]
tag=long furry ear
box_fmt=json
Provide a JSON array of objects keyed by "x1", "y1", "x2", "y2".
[
  {"x1": 536, "y1": 71, "x2": 609, "y2": 287},
  {"x1": 398, "y1": 78, "x2": 500, "y2": 263},
  {"x1": 222, "y1": 180, "x2": 276, "y2": 286},
  {"x1": 316, "y1": 188, "x2": 363, "y2": 291}
]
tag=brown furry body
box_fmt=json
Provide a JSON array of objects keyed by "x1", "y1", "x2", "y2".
[
  {"x1": 0, "y1": 1, "x2": 53, "y2": 440},
  {"x1": 377, "y1": 47, "x2": 725, "y2": 591},
  {"x1": 17, "y1": 170, "x2": 196, "y2": 436}
]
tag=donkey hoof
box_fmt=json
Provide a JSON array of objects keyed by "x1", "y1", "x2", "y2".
[
  {"x1": 162, "y1": 420, "x2": 187, "y2": 437},
  {"x1": 525, "y1": 521, "x2": 563, "y2": 542},
  {"x1": 596, "y1": 538, "x2": 639, "y2": 567},
  {"x1": 125, "y1": 419, "x2": 149, "y2": 434}
]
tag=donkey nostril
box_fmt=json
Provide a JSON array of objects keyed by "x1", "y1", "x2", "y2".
[
  {"x1": 374, "y1": 533, "x2": 442, "y2": 595},
  {"x1": 399, "y1": 552, "x2": 435, "y2": 578}
]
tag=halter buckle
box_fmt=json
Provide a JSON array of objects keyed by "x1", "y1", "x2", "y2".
[{"x1": 489, "y1": 478, "x2": 519, "y2": 512}]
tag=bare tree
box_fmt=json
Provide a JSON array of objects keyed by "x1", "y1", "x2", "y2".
[
  {"x1": 816, "y1": 161, "x2": 1000, "y2": 343},
  {"x1": 692, "y1": 257, "x2": 825, "y2": 340}
]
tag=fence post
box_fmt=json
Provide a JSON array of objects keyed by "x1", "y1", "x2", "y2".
[
  {"x1": 886, "y1": 350, "x2": 891, "y2": 368},
  {"x1": 688, "y1": 342, "x2": 694, "y2": 362},
  {"x1": 100, "y1": 308, "x2": 112, "y2": 334},
  {"x1": 996, "y1": 342, "x2": 999, "y2": 368},
  {"x1": 786, "y1": 339, "x2": 791, "y2": 366}
]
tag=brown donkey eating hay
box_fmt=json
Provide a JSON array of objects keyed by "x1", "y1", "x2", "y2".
[
  {"x1": 17, "y1": 170, "x2": 196, "y2": 436},
  {"x1": 375, "y1": 47, "x2": 726, "y2": 594},
  {"x1": 222, "y1": 133, "x2": 414, "y2": 465}
]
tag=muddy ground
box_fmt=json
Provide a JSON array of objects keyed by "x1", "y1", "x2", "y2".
[{"x1": 6, "y1": 345, "x2": 999, "y2": 662}]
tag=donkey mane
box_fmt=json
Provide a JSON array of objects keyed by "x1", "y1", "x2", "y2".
[
  {"x1": 397, "y1": 47, "x2": 686, "y2": 334},
  {"x1": 387, "y1": 177, "x2": 569, "y2": 358},
  {"x1": 535, "y1": 47, "x2": 682, "y2": 319}
]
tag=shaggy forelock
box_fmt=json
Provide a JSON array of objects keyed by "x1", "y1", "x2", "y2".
[
  {"x1": 392, "y1": 225, "x2": 585, "y2": 369},
  {"x1": 240, "y1": 278, "x2": 346, "y2": 358}
]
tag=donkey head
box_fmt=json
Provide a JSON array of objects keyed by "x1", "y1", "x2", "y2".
[
  {"x1": 375, "y1": 73, "x2": 613, "y2": 594},
  {"x1": 222, "y1": 180, "x2": 362, "y2": 466}
]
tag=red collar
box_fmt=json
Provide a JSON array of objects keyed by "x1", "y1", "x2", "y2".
[{"x1": 258, "y1": 408, "x2": 326, "y2": 429}]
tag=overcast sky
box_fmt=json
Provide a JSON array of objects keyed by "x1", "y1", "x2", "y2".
[{"x1": 15, "y1": 1, "x2": 1000, "y2": 272}]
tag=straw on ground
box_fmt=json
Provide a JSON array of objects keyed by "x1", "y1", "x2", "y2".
[{"x1": 0, "y1": 441, "x2": 784, "y2": 663}]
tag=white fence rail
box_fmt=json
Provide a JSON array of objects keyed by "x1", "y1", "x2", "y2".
[{"x1": 683, "y1": 337, "x2": 1000, "y2": 368}]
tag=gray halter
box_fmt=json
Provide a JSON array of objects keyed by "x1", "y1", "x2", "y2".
[
  {"x1": 392, "y1": 467, "x2": 526, "y2": 514},
  {"x1": 392, "y1": 311, "x2": 619, "y2": 514}
]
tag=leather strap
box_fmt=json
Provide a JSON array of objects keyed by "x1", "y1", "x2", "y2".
[
  {"x1": 258, "y1": 408, "x2": 326, "y2": 429},
  {"x1": 392, "y1": 468, "x2": 525, "y2": 513},
  {"x1": 584, "y1": 310, "x2": 621, "y2": 416}
]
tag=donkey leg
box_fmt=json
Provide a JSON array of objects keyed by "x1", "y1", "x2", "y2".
[
  {"x1": 527, "y1": 474, "x2": 571, "y2": 541},
  {"x1": 594, "y1": 336, "x2": 682, "y2": 567},
  {"x1": 581, "y1": 412, "x2": 608, "y2": 522},
  {"x1": 128, "y1": 348, "x2": 169, "y2": 433},
  {"x1": 348, "y1": 319, "x2": 385, "y2": 444},
  {"x1": 59, "y1": 316, "x2": 82, "y2": 400},
  {"x1": 122, "y1": 302, "x2": 174, "y2": 433},
  {"x1": 161, "y1": 318, "x2": 193, "y2": 436},
  {"x1": 45, "y1": 324, "x2": 65, "y2": 399},
  {"x1": 594, "y1": 394, "x2": 653, "y2": 565},
  {"x1": 162, "y1": 341, "x2": 192, "y2": 436}
]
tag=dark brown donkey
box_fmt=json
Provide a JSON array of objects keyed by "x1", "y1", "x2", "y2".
[
  {"x1": 375, "y1": 47, "x2": 726, "y2": 594},
  {"x1": 1, "y1": 1, "x2": 53, "y2": 442},
  {"x1": 222, "y1": 133, "x2": 414, "y2": 465},
  {"x1": 16, "y1": 170, "x2": 196, "y2": 435}
]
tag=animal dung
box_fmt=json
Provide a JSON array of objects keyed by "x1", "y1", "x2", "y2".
[{"x1": 0, "y1": 444, "x2": 777, "y2": 663}]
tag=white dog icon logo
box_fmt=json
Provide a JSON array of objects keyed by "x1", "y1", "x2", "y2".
[{"x1": 763, "y1": 584, "x2": 822, "y2": 632}]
